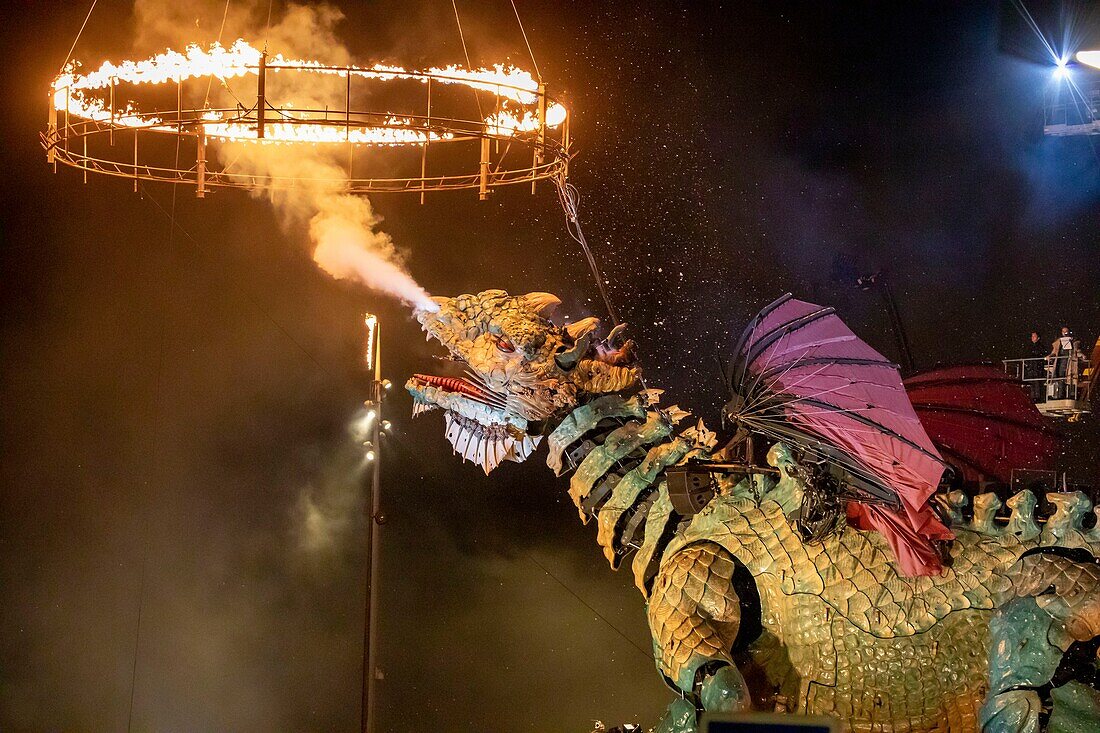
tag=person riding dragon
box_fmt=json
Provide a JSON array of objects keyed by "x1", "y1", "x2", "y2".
[{"x1": 406, "y1": 288, "x2": 1100, "y2": 733}]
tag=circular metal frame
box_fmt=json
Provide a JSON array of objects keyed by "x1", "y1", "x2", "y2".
[{"x1": 42, "y1": 43, "x2": 571, "y2": 197}]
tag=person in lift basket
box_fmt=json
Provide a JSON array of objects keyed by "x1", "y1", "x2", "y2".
[{"x1": 1049, "y1": 326, "x2": 1084, "y2": 400}]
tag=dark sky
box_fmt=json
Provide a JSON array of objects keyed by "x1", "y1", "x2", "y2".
[{"x1": 3, "y1": 1, "x2": 1099, "y2": 731}]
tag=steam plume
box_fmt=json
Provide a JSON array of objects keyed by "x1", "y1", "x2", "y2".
[
  {"x1": 220, "y1": 142, "x2": 436, "y2": 311},
  {"x1": 133, "y1": 0, "x2": 437, "y2": 311}
]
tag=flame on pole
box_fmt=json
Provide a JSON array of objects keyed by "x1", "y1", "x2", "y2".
[{"x1": 363, "y1": 313, "x2": 379, "y2": 378}]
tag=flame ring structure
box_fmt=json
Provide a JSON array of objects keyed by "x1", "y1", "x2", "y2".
[{"x1": 42, "y1": 40, "x2": 570, "y2": 196}]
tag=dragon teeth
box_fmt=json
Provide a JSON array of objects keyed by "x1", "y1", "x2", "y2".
[
  {"x1": 475, "y1": 437, "x2": 487, "y2": 471},
  {"x1": 440, "y1": 409, "x2": 539, "y2": 472},
  {"x1": 411, "y1": 400, "x2": 438, "y2": 418},
  {"x1": 444, "y1": 414, "x2": 463, "y2": 454},
  {"x1": 454, "y1": 426, "x2": 474, "y2": 458},
  {"x1": 487, "y1": 438, "x2": 502, "y2": 472},
  {"x1": 508, "y1": 435, "x2": 540, "y2": 462},
  {"x1": 478, "y1": 437, "x2": 512, "y2": 474}
]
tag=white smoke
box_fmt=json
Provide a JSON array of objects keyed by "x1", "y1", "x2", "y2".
[
  {"x1": 219, "y1": 140, "x2": 436, "y2": 311},
  {"x1": 132, "y1": 0, "x2": 437, "y2": 311}
]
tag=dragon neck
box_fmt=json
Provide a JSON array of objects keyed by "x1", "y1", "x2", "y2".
[{"x1": 541, "y1": 392, "x2": 717, "y2": 583}]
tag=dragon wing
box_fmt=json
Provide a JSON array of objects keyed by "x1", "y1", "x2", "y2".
[{"x1": 725, "y1": 294, "x2": 952, "y2": 575}]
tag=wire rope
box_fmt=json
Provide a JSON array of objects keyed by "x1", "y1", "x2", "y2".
[
  {"x1": 508, "y1": 0, "x2": 542, "y2": 81},
  {"x1": 126, "y1": 110, "x2": 184, "y2": 733},
  {"x1": 203, "y1": 0, "x2": 234, "y2": 108},
  {"x1": 525, "y1": 553, "x2": 652, "y2": 660},
  {"x1": 59, "y1": 0, "x2": 99, "y2": 74},
  {"x1": 553, "y1": 175, "x2": 621, "y2": 326},
  {"x1": 450, "y1": 0, "x2": 485, "y2": 118},
  {"x1": 263, "y1": 0, "x2": 275, "y2": 52},
  {"x1": 137, "y1": 188, "x2": 336, "y2": 378},
  {"x1": 383, "y1": 429, "x2": 652, "y2": 662}
]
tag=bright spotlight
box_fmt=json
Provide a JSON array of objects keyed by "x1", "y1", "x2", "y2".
[
  {"x1": 365, "y1": 450, "x2": 376, "y2": 462},
  {"x1": 381, "y1": 379, "x2": 393, "y2": 390},
  {"x1": 350, "y1": 408, "x2": 379, "y2": 440},
  {"x1": 1053, "y1": 62, "x2": 1069, "y2": 79},
  {"x1": 381, "y1": 420, "x2": 392, "y2": 432}
]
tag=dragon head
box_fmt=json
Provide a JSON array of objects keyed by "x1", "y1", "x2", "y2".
[{"x1": 406, "y1": 289, "x2": 641, "y2": 473}]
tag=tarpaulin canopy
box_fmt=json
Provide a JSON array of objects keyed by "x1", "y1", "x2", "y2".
[
  {"x1": 726, "y1": 294, "x2": 953, "y2": 576},
  {"x1": 904, "y1": 365, "x2": 1061, "y2": 484}
]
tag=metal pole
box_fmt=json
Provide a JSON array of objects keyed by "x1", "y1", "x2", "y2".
[
  {"x1": 346, "y1": 70, "x2": 354, "y2": 178},
  {"x1": 532, "y1": 82, "x2": 546, "y2": 194},
  {"x1": 361, "y1": 316, "x2": 383, "y2": 733},
  {"x1": 562, "y1": 112, "x2": 570, "y2": 179},
  {"x1": 880, "y1": 277, "x2": 916, "y2": 375},
  {"x1": 257, "y1": 52, "x2": 267, "y2": 140},
  {"x1": 479, "y1": 136, "x2": 490, "y2": 201},
  {"x1": 420, "y1": 79, "x2": 431, "y2": 205},
  {"x1": 64, "y1": 86, "x2": 70, "y2": 153},
  {"x1": 196, "y1": 128, "x2": 207, "y2": 198},
  {"x1": 47, "y1": 90, "x2": 57, "y2": 166}
]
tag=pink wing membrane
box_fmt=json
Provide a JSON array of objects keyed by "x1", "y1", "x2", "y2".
[{"x1": 737, "y1": 297, "x2": 951, "y2": 575}]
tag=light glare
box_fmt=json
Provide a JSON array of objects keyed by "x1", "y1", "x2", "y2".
[{"x1": 1077, "y1": 50, "x2": 1100, "y2": 70}]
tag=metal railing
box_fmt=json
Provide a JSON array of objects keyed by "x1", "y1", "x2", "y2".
[
  {"x1": 1044, "y1": 77, "x2": 1100, "y2": 136},
  {"x1": 1003, "y1": 354, "x2": 1092, "y2": 408},
  {"x1": 44, "y1": 58, "x2": 571, "y2": 199}
]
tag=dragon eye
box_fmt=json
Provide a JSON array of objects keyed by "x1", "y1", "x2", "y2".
[{"x1": 495, "y1": 336, "x2": 515, "y2": 353}]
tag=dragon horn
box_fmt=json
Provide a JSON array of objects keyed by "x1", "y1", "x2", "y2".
[
  {"x1": 565, "y1": 317, "x2": 600, "y2": 341},
  {"x1": 522, "y1": 292, "x2": 562, "y2": 317}
]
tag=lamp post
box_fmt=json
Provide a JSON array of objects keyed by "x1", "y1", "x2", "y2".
[{"x1": 361, "y1": 313, "x2": 384, "y2": 733}]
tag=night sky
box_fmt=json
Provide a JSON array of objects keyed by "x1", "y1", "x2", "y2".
[{"x1": 3, "y1": 1, "x2": 1099, "y2": 731}]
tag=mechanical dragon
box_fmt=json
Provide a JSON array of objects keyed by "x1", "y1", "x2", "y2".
[{"x1": 406, "y1": 289, "x2": 1100, "y2": 733}]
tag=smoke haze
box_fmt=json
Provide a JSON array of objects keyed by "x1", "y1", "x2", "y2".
[
  {"x1": 220, "y1": 142, "x2": 436, "y2": 310},
  {"x1": 134, "y1": 0, "x2": 435, "y2": 311},
  {"x1": 5, "y1": 3, "x2": 1100, "y2": 733}
]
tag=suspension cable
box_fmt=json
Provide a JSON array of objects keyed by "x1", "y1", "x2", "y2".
[
  {"x1": 504, "y1": 5, "x2": 613, "y2": 329},
  {"x1": 553, "y1": 172, "x2": 620, "y2": 327},
  {"x1": 508, "y1": 0, "x2": 542, "y2": 81},
  {"x1": 203, "y1": 0, "x2": 233, "y2": 108},
  {"x1": 126, "y1": 96, "x2": 187, "y2": 733},
  {"x1": 59, "y1": 0, "x2": 99, "y2": 74},
  {"x1": 552, "y1": 172, "x2": 653, "y2": 390},
  {"x1": 450, "y1": 0, "x2": 485, "y2": 118},
  {"x1": 263, "y1": 0, "x2": 275, "y2": 53}
]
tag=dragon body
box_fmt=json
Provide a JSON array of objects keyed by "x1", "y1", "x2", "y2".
[{"x1": 406, "y1": 289, "x2": 1100, "y2": 732}]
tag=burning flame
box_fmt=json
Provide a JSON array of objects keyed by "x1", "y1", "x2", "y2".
[
  {"x1": 205, "y1": 119, "x2": 448, "y2": 146},
  {"x1": 52, "y1": 39, "x2": 566, "y2": 146}
]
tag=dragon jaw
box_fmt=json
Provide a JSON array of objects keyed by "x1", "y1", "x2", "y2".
[
  {"x1": 405, "y1": 289, "x2": 641, "y2": 475},
  {"x1": 406, "y1": 371, "x2": 543, "y2": 474}
]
